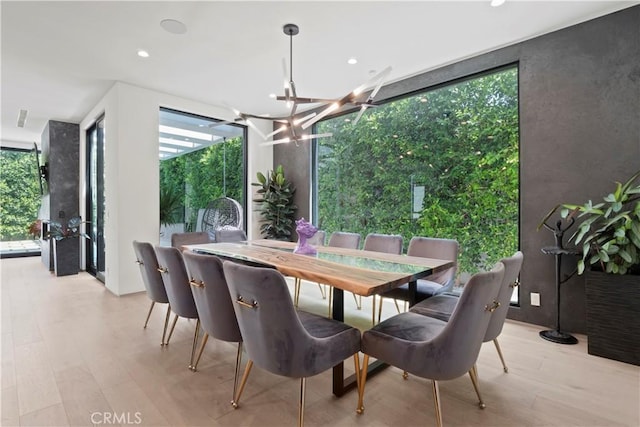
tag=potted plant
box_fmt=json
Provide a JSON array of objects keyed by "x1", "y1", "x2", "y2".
[
  {"x1": 540, "y1": 170, "x2": 640, "y2": 365},
  {"x1": 252, "y1": 165, "x2": 297, "y2": 240},
  {"x1": 27, "y1": 219, "x2": 42, "y2": 239},
  {"x1": 160, "y1": 186, "x2": 182, "y2": 227},
  {"x1": 46, "y1": 216, "x2": 89, "y2": 276}
]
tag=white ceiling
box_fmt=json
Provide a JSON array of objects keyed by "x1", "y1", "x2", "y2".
[{"x1": 2, "y1": 1, "x2": 637, "y2": 149}]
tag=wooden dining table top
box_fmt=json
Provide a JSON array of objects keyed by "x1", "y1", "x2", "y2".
[{"x1": 184, "y1": 239, "x2": 454, "y2": 297}]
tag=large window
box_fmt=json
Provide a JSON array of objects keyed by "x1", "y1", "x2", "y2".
[
  {"x1": 0, "y1": 147, "x2": 42, "y2": 257},
  {"x1": 158, "y1": 108, "x2": 246, "y2": 242},
  {"x1": 315, "y1": 66, "x2": 519, "y2": 287}
]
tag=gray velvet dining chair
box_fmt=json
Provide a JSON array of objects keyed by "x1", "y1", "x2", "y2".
[
  {"x1": 357, "y1": 262, "x2": 505, "y2": 427},
  {"x1": 378, "y1": 236, "x2": 459, "y2": 321},
  {"x1": 182, "y1": 252, "x2": 252, "y2": 407},
  {"x1": 223, "y1": 261, "x2": 362, "y2": 427},
  {"x1": 214, "y1": 228, "x2": 247, "y2": 243},
  {"x1": 410, "y1": 251, "x2": 524, "y2": 373},
  {"x1": 293, "y1": 230, "x2": 327, "y2": 306},
  {"x1": 170, "y1": 231, "x2": 215, "y2": 249},
  {"x1": 326, "y1": 231, "x2": 362, "y2": 315},
  {"x1": 132, "y1": 241, "x2": 172, "y2": 346},
  {"x1": 154, "y1": 246, "x2": 201, "y2": 371},
  {"x1": 362, "y1": 233, "x2": 404, "y2": 325}
]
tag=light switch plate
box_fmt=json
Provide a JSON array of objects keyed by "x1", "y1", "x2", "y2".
[{"x1": 530, "y1": 292, "x2": 541, "y2": 306}]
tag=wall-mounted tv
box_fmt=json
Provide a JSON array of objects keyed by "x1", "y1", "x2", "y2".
[{"x1": 32, "y1": 142, "x2": 48, "y2": 196}]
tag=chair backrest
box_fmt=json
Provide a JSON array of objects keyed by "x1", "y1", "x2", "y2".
[
  {"x1": 419, "y1": 262, "x2": 504, "y2": 380},
  {"x1": 182, "y1": 252, "x2": 242, "y2": 343},
  {"x1": 132, "y1": 241, "x2": 169, "y2": 304},
  {"x1": 363, "y1": 233, "x2": 403, "y2": 255},
  {"x1": 171, "y1": 231, "x2": 214, "y2": 249},
  {"x1": 407, "y1": 236, "x2": 459, "y2": 293},
  {"x1": 223, "y1": 262, "x2": 327, "y2": 378},
  {"x1": 201, "y1": 197, "x2": 243, "y2": 232},
  {"x1": 214, "y1": 229, "x2": 247, "y2": 243},
  {"x1": 327, "y1": 231, "x2": 361, "y2": 249},
  {"x1": 154, "y1": 246, "x2": 199, "y2": 319},
  {"x1": 484, "y1": 251, "x2": 524, "y2": 342},
  {"x1": 306, "y1": 230, "x2": 326, "y2": 246}
]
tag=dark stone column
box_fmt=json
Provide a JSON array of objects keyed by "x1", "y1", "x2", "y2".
[{"x1": 39, "y1": 120, "x2": 80, "y2": 275}]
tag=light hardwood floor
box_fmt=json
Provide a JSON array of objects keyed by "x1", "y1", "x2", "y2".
[{"x1": 1, "y1": 257, "x2": 638, "y2": 426}]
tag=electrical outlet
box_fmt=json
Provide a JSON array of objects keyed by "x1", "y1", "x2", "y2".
[{"x1": 530, "y1": 292, "x2": 541, "y2": 306}]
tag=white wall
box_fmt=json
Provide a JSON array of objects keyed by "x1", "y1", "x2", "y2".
[{"x1": 80, "y1": 82, "x2": 272, "y2": 296}]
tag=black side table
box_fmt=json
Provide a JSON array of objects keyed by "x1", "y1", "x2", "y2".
[{"x1": 540, "y1": 219, "x2": 580, "y2": 344}]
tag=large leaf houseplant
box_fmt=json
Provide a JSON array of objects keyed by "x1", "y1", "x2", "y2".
[
  {"x1": 540, "y1": 170, "x2": 640, "y2": 365},
  {"x1": 541, "y1": 170, "x2": 640, "y2": 275},
  {"x1": 253, "y1": 165, "x2": 297, "y2": 240}
]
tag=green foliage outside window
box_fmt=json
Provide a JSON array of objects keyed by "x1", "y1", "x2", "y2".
[
  {"x1": 316, "y1": 67, "x2": 519, "y2": 278},
  {"x1": 0, "y1": 150, "x2": 41, "y2": 240},
  {"x1": 160, "y1": 137, "x2": 243, "y2": 230}
]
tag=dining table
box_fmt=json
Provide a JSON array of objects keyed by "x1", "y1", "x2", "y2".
[{"x1": 184, "y1": 238, "x2": 455, "y2": 397}]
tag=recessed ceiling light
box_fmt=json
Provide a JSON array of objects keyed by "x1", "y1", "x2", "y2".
[
  {"x1": 269, "y1": 93, "x2": 277, "y2": 99},
  {"x1": 137, "y1": 49, "x2": 150, "y2": 58},
  {"x1": 347, "y1": 58, "x2": 357, "y2": 65},
  {"x1": 160, "y1": 19, "x2": 187, "y2": 35},
  {"x1": 491, "y1": 0, "x2": 506, "y2": 7}
]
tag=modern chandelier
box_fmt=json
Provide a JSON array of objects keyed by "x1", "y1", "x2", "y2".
[{"x1": 232, "y1": 23, "x2": 391, "y2": 146}]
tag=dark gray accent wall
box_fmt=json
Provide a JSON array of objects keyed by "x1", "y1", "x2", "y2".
[
  {"x1": 275, "y1": 140, "x2": 312, "y2": 238},
  {"x1": 275, "y1": 6, "x2": 640, "y2": 332}
]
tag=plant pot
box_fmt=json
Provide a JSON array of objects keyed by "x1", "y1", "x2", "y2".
[
  {"x1": 585, "y1": 270, "x2": 640, "y2": 366},
  {"x1": 53, "y1": 237, "x2": 80, "y2": 276}
]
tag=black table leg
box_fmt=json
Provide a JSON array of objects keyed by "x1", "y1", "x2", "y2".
[
  {"x1": 408, "y1": 280, "x2": 417, "y2": 307},
  {"x1": 332, "y1": 288, "x2": 388, "y2": 397}
]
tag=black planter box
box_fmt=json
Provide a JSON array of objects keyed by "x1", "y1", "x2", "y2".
[
  {"x1": 585, "y1": 271, "x2": 640, "y2": 366},
  {"x1": 53, "y1": 237, "x2": 80, "y2": 276}
]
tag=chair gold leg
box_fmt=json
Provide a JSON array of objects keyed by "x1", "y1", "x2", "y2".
[
  {"x1": 377, "y1": 296, "x2": 384, "y2": 323},
  {"x1": 294, "y1": 278, "x2": 301, "y2": 306},
  {"x1": 160, "y1": 304, "x2": 171, "y2": 346},
  {"x1": 231, "y1": 342, "x2": 247, "y2": 408},
  {"x1": 493, "y1": 338, "x2": 508, "y2": 373},
  {"x1": 432, "y1": 380, "x2": 443, "y2": 427},
  {"x1": 191, "y1": 333, "x2": 209, "y2": 372},
  {"x1": 233, "y1": 359, "x2": 253, "y2": 408},
  {"x1": 165, "y1": 314, "x2": 179, "y2": 345},
  {"x1": 298, "y1": 377, "x2": 306, "y2": 427},
  {"x1": 317, "y1": 283, "x2": 326, "y2": 299},
  {"x1": 353, "y1": 353, "x2": 361, "y2": 394},
  {"x1": 356, "y1": 354, "x2": 369, "y2": 414},
  {"x1": 188, "y1": 319, "x2": 201, "y2": 371},
  {"x1": 328, "y1": 287, "x2": 333, "y2": 318},
  {"x1": 144, "y1": 301, "x2": 155, "y2": 329},
  {"x1": 394, "y1": 298, "x2": 402, "y2": 314},
  {"x1": 468, "y1": 364, "x2": 486, "y2": 409},
  {"x1": 352, "y1": 292, "x2": 362, "y2": 310}
]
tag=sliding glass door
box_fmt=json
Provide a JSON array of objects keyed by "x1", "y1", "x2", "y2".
[{"x1": 85, "y1": 116, "x2": 105, "y2": 281}]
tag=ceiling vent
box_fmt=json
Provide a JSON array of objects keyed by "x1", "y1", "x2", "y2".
[{"x1": 17, "y1": 109, "x2": 28, "y2": 128}]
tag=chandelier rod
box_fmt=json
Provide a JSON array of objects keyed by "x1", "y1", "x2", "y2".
[
  {"x1": 289, "y1": 27, "x2": 293, "y2": 84},
  {"x1": 283, "y1": 23, "x2": 299, "y2": 87}
]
